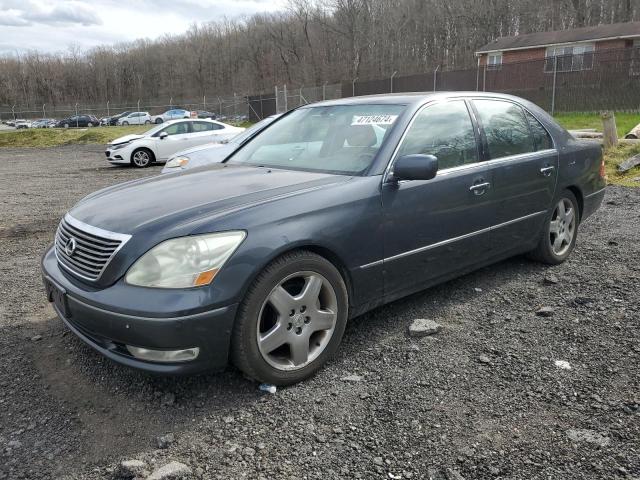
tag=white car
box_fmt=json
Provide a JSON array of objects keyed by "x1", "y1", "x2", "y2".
[
  {"x1": 117, "y1": 112, "x2": 152, "y2": 126},
  {"x1": 150, "y1": 109, "x2": 191, "y2": 124},
  {"x1": 105, "y1": 119, "x2": 245, "y2": 168}
]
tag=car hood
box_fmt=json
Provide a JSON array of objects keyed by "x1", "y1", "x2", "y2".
[
  {"x1": 174, "y1": 142, "x2": 227, "y2": 157},
  {"x1": 109, "y1": 134, "x2": 145, "y2": 146},
  {"x1": 69, "y1": 164, "x2": 350, "y2": 234}
]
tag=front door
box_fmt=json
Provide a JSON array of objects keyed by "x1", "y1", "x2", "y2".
[
  {"x1": 381, "y1": 100, "x2": 496, "y2": 298},
  {"x1": 471, "y1": 99, "x2": 559, "y2": 253},
  {"x1": 154, "y1": 122, "x2": 192, "y2": 160}
]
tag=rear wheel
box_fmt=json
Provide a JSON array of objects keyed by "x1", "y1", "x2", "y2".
[
  {"x1": 529, "y1": 189, "x2": 579, "y2": 264},
  {"x1": 231, "y1": 251, "x2": 348, "y2": 385},
  {"x1": 63, "y1": 123, "x2": 69, "y2": 129},
  {"x1": 131, "y1": 148, "x2": 154, "y2": 168},
  {"x1": 155, "y1": 118, "x2": 163, "y2": 124}
]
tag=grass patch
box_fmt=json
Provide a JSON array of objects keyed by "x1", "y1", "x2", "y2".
[
  {"x1": 0, "y1": 125, "x2": 151, "y2": 148},
  {"x1": 603, "y1": 143, "x2": 640, "y2": 187},
  {"x1": 554, "y1": 112, "x2": 640, "y2": 136}
]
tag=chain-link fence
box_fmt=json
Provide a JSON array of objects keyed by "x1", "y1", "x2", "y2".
[
  {"x1": 247, "y1": 83, "x2": 342, "y2": 122},
  {"x1": 343, "y1": 47, "x2": 640, "y2": 114},
  {"x1": 3, "y1": 47, "x2": 639, "y2": 124},
  {"x1": 0, "y1": 94, "x2": 251, "y2": 124}
]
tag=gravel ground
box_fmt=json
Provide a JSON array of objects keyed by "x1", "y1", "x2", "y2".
[{"x1": 0, "y1": 145, "x2": 638, "y2": 480}]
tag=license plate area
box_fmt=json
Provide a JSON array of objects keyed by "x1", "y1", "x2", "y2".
[{"x1": 44, "y1": 277, "x2": 69, "y2": 318}]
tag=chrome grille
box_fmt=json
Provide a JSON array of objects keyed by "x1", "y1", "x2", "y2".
[{"x1": 55, "y1": 214, "x2": 131, "y2": 281}]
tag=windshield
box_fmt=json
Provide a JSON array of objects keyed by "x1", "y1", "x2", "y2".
[
  {"x1": 228, "y1": 104, "x2": 405, "y2": 175},
  {"x1": 229, "y1": 116, "x2": 279, "y2": 145}
]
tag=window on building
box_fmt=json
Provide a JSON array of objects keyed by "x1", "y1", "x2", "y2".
[
  {"x1": 487, "y1": 52, "x2": 503, "y2": 70},
  {"x1": 544, "y1": 43, "x2": 594, "y2": 72},
  {"x1": 630, "y1": 39, "x2": 640, "y2": 76}
]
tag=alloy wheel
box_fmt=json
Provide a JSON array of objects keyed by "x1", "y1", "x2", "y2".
[
  {"x1": 549, "y1": 198, "x2": 576, "y2": 256},
  {"x1": 132, "y1": 150, "x2": 150, "y2": 167},
  {"x1": 257, "y1": 271, "x2": 338, "y2": 371}
]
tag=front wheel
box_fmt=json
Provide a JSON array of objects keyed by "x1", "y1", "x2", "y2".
[
  {"x1": 131, "y1": 148, "x2": 153, "y2": 168},
  {"x1": 529, "y1": 190, "x2": 580, "y2": 264},
  {"x1": 145, "y1": 120, "x2": 151, "y2": 124},
  {"x1": 231, "y1": 251, "x2": 348, "y2": 385},
  {"x1": 122, "y1": 121, "x2": 129, "y2": 126}
]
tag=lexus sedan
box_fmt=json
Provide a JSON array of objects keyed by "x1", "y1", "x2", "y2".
[
  {"x1": 42, "y1": 92, "x2": 605, "y2": 385},
  {"x1": 105, "y1": 119, "x2": 244, "y2": 167},
  {"x1": 161, "y1": 114, "x2": 282, "y2": 173}
]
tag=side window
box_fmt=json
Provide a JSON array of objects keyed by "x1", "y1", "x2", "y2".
[
  {"x1": 160, "y1": 122, "x2": 189, "y2": 136},
  {"x1": 474, "y1": 100, "x2": 534, "y2": 158},
  {"x1": 524, "y1": 110, "x2": 553, "y2": 151},
  {"x1": 192, "y1": 121, "x2": 215, "y2": 132},
  {"x1": 397, "y1": 101, "x2": 479, "y2": 170}
]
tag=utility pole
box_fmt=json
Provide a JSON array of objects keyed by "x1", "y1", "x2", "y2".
[{"x1": 390, "y1": 71, "x2": 398, "y2": 93}]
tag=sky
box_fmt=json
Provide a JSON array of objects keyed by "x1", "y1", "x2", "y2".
[{"x1": 0, "y1": 0, "x2": 288, "y2": 54}]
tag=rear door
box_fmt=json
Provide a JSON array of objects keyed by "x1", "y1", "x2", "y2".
[
  {"x1": 381, "y1": 99, "x2": 496, "y2": 298},
  {"x1": 471, "y1": 99, "x2": 558, "y2": 254}
]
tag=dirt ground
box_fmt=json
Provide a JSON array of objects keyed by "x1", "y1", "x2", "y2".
[{"x1": 0, "y1": 145, "x2": 638, "y2": 480}]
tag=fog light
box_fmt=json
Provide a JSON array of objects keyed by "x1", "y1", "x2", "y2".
[{"x1": 126, "y1": 345, "x2": 200, "y2": 363}]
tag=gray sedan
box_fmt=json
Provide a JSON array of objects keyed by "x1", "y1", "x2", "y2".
[{"x1": 42, "y1": 92, "x2": 605, "y2": 385}]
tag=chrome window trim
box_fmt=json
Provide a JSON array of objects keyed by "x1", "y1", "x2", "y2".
[
  {"x1": 358, "y1": 210, "x2": 546, "y2": 269},
  {"x1": 382, "y1": 98, "x2": 480, "y2": 183},
  {"x1": 54, "y1": 213, "x2": 131, "y2": 282}
]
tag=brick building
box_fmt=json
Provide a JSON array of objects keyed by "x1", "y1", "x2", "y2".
[{"x1": 476, "y1": 21, "x2": 640, "y2": 74}]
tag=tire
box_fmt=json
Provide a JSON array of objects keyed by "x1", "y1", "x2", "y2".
[
  {"x1": 155, "y1": 118, "x2": 163, "y2": 124},
  {"x1": 528, "y1": 189, "x2": 580, "y2": 265},
  {"x1": 63, "y1": 123, "x2": 69, "y2": 129},
  {"x1": 131, "y1": 148, "x2": 154, "y2": 168},
  {"x1": 122, "y1": 121, "x2": 129, "y2": 126},
  {"x1": 231, "y1": 250, "x2": 349, "y2": 386},
  {"x1": 87, "y1": 123, "x2": 93, "y2": 128},
  {"x1": 145, "y1": 120, "x2": 151, "y2": 125}
]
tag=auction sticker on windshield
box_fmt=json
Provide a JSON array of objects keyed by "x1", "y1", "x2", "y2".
[{"x1": 351, "y1": 115, "x2": 398, "y2": 126}]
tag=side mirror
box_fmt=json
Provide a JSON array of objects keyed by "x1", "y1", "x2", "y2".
[
  {"x1": 159, "y1": 132, "x2": 168, "y2": 140},
  {"x1": 392, "y1": 154, "x2": 438, "y2": 181}
]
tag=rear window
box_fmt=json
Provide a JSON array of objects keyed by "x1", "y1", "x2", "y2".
[
  {"x1": 524, "y1": 110, "x2": 553, "y2": 151},
  {"x1": 474, "y1": 100, "x2": 534, "y2": 159}
]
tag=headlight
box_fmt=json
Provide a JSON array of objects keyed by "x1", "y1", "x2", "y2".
[
  {"x1": 165, "y1": 156, "x2": 190, "y2": 169},
  {"x1": 125, "y1": 231, "x2": 245, "y2": 288},
  {"x1": 111, "y1": 142, "x2": 130, "y2": 150}
]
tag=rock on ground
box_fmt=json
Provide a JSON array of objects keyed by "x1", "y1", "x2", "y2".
[
  {"x1": 566, "y1": 429, "x2": 611, "y2": 447},
  {"x1": 145, "y1": 461, "x2": 192, "y2": 480},
  {"x1": 408, "y1": 319, "x2": 443, "y2": 337}
]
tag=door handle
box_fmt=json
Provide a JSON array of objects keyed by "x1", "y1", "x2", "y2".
[
  {"x1": 469, "y1": 182, "x2": 491, "y2": 195},
  {"x1": 540, "y1": 165, "x2": 555, "y2": 176}
]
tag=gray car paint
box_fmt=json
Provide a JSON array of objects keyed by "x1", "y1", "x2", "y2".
[{"x1": 41, "y1": 92, "x2": 606, "y2": 374}]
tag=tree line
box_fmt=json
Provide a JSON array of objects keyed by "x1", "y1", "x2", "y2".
[{"x1": 0, "y1": 0, "x2": 637, "y2": 108}]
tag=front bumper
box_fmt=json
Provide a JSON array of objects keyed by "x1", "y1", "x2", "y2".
[
  {"x1": 42, "y1": 246, "x2": 238, "y2": 374},
  {"x1": 105, "y1": 146, "x2": 130, "y2": 164}
]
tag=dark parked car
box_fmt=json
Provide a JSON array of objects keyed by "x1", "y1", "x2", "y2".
[
  {"x1": 55, "y1": 115, "x2": 100, "y2": 128},
  {"x1": 42, "y1": 92, "x2": 605, "y2": 385}
]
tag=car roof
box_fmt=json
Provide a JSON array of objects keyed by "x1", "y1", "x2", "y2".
[{"x1": 308, "y1": 91, "x2": 533, "y2": 108}]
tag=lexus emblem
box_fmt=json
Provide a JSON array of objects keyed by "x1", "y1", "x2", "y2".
[{"x1": 64, "y1": 237, "x2": 77, "y2": 256}]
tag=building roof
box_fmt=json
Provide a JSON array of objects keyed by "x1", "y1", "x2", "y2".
[{"x1": 476, "y1": 21, "x2": 640, "y2": 54}]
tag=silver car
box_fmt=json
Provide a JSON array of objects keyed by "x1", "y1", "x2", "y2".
[{"x1": 161, "y1": 114, "x2": 281, "y2": 173}]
